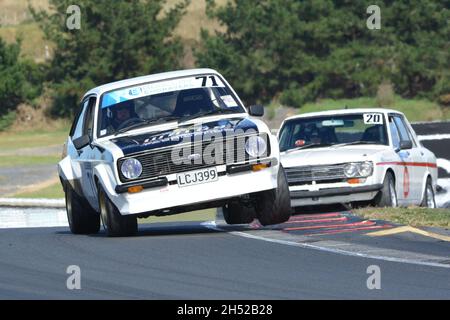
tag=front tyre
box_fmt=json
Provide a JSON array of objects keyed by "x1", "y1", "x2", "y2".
[
  {"x1": 372, "y1": 172, "x2": 398, "y2": 208},
  {"x1": 98, "y1": 185, "x2": 137, "y2": 237},
  {"x1": 420, "y1": 177, "x2": 436, "y2": 208},
  {"x1": 65, "y1": 184, "x2": 100, "y2": 234},
  {"x1": 255, "y1": 166, "x2": 292, "y2": 226}
]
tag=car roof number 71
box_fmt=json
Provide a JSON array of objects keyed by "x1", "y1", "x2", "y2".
[{"x1": 363, "y1": 113, "x2": 383, "y2": 124}]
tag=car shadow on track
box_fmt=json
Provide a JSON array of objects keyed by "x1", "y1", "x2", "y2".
[
  {"x1": 58, "y1": 221, "x2": 222, "y2": 238},
  {"x1": 292, "y1": 204, "x2": 349, "y2": 215},
  {"x1": 55, "y1": 204, "x2": 350, "y2": 238}
]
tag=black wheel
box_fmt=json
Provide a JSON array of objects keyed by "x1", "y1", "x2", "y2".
[
  {"x1": 420, "y1": 177, "x2": 436, "y2": 208},
  {"x1": 65, "y1": 183, "x2": 100, "y2": 234},
  {"x1": 222, "y1": 201, "x2": 256, "y2": 225},
  {"x1": 372, "y1": 172, "x2": 398, "y2": 207},
  {"x1": 98, "y1": 185, "x2": 137, "y2": 237},
  {"x1": 255, "y1": 165, "x2": 292, "y2": 226}
]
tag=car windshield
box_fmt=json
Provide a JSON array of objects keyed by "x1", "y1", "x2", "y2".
[
  {"x1": 279, "y1": 113, "x2": 388, "y2": 152},
  {"x1": 97, "y1": 74, "x2": 245, "y2": 137}
]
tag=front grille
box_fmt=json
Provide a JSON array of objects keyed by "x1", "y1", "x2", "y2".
[
  {"x1": 285, "y1": 164, "x2": 346, "y2": 186},
  {"x1": 117, "y1": 133, "x2": 269, "y2": 182}
]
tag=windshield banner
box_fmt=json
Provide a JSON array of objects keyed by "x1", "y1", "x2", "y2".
[{"x1": 101, "y1": 75, "x2": 225, "y2": 108}]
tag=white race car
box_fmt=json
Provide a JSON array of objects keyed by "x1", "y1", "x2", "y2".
[
  {"x1": 278, "y1": 108, "x2": 437, "y2": 209},
  {"x1": 58, "y1": 69, "x2": 291, "y2": 236}
]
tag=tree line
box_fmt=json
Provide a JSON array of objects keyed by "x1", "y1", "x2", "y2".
[{"x1": 0, "y1": 0, "x2": 448, "y2": 120}]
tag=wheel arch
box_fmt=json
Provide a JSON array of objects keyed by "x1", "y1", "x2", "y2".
[
  {"x1": 92, "y1": 163, "x2": 117, "y2": 198},
  {"x1": 420, "y1": 173, "x2": 434, "y2": 204},
  {"x1": 385, "y1": 167, "x2": 396, "y2": 184}
]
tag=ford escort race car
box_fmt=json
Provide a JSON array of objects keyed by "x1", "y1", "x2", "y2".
[
  {"x1": 58, "y1": 69, "x2": 291, "y2": 236},
  {"x1": 278, "y1": 108, "x2": 437, "y2": 209}
]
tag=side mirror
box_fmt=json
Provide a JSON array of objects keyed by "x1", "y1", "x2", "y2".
[
  {"x1": 248, "y1": 105, "x2": 264, "y2": 117},
  {"x1": 73, "y1": 134, "x2": 90, "y2": 150},
  {"x1": 399, "y1": 140, "x2": 413, "y2": 150}
]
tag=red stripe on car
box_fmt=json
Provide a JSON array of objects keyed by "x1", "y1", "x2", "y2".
[{"x1": 376, "y1": 162, "x2": 437, "y2": 168}]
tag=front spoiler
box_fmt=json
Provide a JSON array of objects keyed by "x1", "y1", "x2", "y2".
[{"x1": 290, "y1": 184, "x2": 383, "y2": 199}]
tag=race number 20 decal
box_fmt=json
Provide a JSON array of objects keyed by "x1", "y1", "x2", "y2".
[{"x1": 363, "y1": 113, "x2": 383, "y2": 124}]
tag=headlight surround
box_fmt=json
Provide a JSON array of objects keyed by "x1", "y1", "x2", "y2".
[
  {"x1": 120, "y1": 158, "x2": 142, "y2": 180},
  {"x1": 245, "y1": 136, "x2": 267, "y2": 158},
  {"x1": 344, "y1": 161, "x2": 373, "y2": 178}
]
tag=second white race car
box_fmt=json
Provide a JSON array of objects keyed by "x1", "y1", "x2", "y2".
[{"x1": 278, "y1": 108, "x2": 437, "y2": 209}]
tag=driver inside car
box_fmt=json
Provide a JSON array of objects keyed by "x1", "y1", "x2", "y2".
[
  {"x1": 116, "y1": 106, "x2": 131, "y2": 124},
  {"x1": 106, "y1": 100, "x2": 137, "y2": 132}
]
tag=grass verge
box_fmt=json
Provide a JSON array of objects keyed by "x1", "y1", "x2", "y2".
[
  {"x1": 353, "y1": 207, "x2": 450, "y2": 229},
  {"x1": 0, "y1": 127, "x2": 68, "y2": 151},
  {"x1": 13, "y1": 181, "x2": 63, "y2": 199},
  {"x1": 0, "y1": 155, "x2": 60, "y2": 167}
]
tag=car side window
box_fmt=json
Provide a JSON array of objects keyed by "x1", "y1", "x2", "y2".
[
  {"x1": 393, "y1": 116, "x2": 412, "y2": 144},
  {"x1": 83, "y1": 97, "x2": 97, "y2": 140},
  {"x1": 389, "y1": 117, "x2": 401, "y2": 149},
  {"x1": 71, "y1": 100, "x2": 89, "y2": 140},
  {"x1": 400, "y1": 117, "x2": 418, "y2": 147}
]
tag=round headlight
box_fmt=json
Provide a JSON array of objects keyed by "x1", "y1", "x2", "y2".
[
  {"x1": 121, "y1": 158, "x2": 142, "y2": 179},
  {"x1": 344, "y1": 163, "x2": 358, "y2": 177},
  {"x1": 358, "y1": 161, "x2": 373, "y2": 177},
  {"x1": 245, "y1": 136, "x2": 267, "y2": 158}
]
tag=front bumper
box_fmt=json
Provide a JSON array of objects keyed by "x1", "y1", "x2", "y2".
[
  {"x1": 289, "y1": 184, "x2": 383, "y2": 206},
  {"x1": 101, "y1": 160, "x2": 279, "y2": 215}
]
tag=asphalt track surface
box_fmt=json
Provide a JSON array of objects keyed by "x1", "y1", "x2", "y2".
[
  {"x1": 0, "y1": 207, "x2": 449, "y2": 299},
  {"x1": 1, "y1": 122, "x2": 449, "y2": 299}
]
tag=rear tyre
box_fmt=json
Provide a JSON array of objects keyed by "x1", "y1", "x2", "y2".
[
  {"x1": 420, "y1": 177, "x2": 436, "y2": 208},
  {"x1": 65, "y1": 183, "x2": 100, "y2": 234},
  {"x1": 255, "y1": 166, "x2": 292, "y2": 226},
  {"x1": 98, "y1": 185, "x2": 137, "y2": 237},
  {"x1": 222, "y1": 201, "x2": 256, "y2": 225},
  {"x1": 372, "y1": 172, "x2": 398, "y2": 208}
]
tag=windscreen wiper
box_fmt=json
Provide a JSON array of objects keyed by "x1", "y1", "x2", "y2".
[
  {"x1": 331, "y1": 141, "x2": 382, "y2": 148},
  {"x1": 178, "y1": 109, "x2": 238, "y2": 123},
  {"x1": 285, "y1": 143, "x2": 333, "y2": 152},
  {"x1": 114, "y1": 116, "x2": 180, "y2": 136}
]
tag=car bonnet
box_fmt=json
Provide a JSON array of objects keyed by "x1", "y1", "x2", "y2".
[
  {"x1": 281, "y1": 145, "x2": 388, "y2": 167},
  {"x1": 109, "y1": 117, "x2": 259, "y2": 156}
]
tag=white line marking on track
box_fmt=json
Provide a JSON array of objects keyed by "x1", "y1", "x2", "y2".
[
  {"x1": 418, "y1": 134, "x2": 450, "y2": 141},
  {"x1": 0, "y1": 208, "x2": 68, "y2": 228},
  {"x1": 201, "y1": 221, "x2": 450, "y2": 269},
  {"x1": 437, "y1": 158, "x2": 450, "y2": 174}
]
